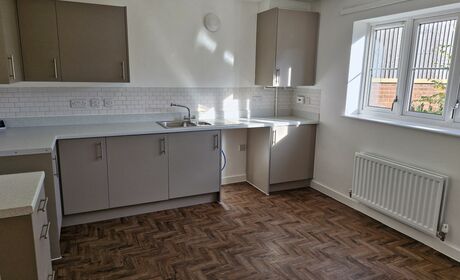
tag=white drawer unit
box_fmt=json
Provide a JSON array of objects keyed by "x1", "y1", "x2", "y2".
[{"x1": 0, "y1": 172, "x2": 54, "y2": 280}]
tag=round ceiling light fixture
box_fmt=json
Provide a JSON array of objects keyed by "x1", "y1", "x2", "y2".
[{"x1": 204, "y1": 13, "x2": 221, "y2": 32}]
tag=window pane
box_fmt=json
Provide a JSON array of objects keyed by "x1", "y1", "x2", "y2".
[
  {"x1": 368, "y1": 26, "x2": 404, "y2": 109},
  {"x1": 409, "y1": 19, "x2": 457, "y2": 116}
]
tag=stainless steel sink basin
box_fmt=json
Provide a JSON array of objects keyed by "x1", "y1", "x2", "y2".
[{"x1": 157, "y1": 120, "x2": 213, "y2": 129}]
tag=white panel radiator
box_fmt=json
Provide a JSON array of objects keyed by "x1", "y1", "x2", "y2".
[{"x1": 352, "y1": 152, "x2": 448, "y2": 238}]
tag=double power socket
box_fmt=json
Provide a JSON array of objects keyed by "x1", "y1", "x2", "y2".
[{"x1": 70, "y1": 98, "x2": 114, "y2": 109}]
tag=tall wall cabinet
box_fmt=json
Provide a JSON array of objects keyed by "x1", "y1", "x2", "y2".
[{"x1": 255, "y1": 8, "x2": 319, "y2": 87}]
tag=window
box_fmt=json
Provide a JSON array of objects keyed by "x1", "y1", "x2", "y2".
[
  {"x1": 366, "y1": 25, "x2": 404, "y2": 110},
  {"x1": 406, "y1": 18, "x2": 457, "y2": 117},
  {"x1": 360, "y1": 11, "x2": 460, "y2": 128}
]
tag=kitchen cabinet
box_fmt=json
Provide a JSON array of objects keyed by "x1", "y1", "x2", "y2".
[
  {"x1": 247, "y1": 124, "x2": 316, "y2": 194},
  {"x1": 106, "y1": 135, "x2": 169, "y2": 208},
  {"x1": 56, "y1": 1, "x2": 129, "y2": 82},
  {"x1": 0, "y1": 173, "x2": 53, "y2": 280},
  {"x1": 255, "y1": 8, "x2": 319, "y2": 87},
  {"x1": 270, "y1": 125, "x2": 316, "y2": 184},
  {"x1": 0, "y1": 152, "x2": 62, "y2": 259},
  {"x1": 59, "y1": 138, "x2": 109, "y2": 215},
  {"x1": 169, "y1": 131, "x2": 221, "y2": 199},
  {"x1": 0, "y1": 0, "x2": 23, "y2": 84},
  {"x1": 17, "y1": 0, "x2": 61, "y2": 81}
]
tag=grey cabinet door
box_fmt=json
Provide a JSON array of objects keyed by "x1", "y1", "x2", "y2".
[
  {"x1": 276, "y1": 10, "x2": 319, "y2": 87},
  {"x1": 56, "y1": 2, "x2": 129, "y2": 82},
  {"x1": 0, "y1": 0, "x2": 23, "y2": 83},
  {"x1": 270, "y1": 125, "x2": 316, "y2": 184},
  {"x1": 106, "y1": 135, "x2": 169, "y2": 208},
  {"x1": 255, "y1": 8, "x2": 278, "y2": 86},
  {"x1": 17, "y1": 0, "x2": 61, "y2": 81},
  {"x1": 59, "y1": 138, "x2": 109, "y2": 215},
  {"x1": 169, "y1": 131, "x2": 221, "y2": 199}
]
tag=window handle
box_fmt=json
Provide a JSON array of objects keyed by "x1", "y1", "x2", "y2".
[
  {"x1": 391, "y1": 97, "x2": 398, "y2": 111},
  {"x1": 452, "y1": 100, "x2": 460, "y2": 119}
]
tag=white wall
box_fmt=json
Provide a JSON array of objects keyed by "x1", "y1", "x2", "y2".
[
  {"x1": 221, "y1": 129, "x2": 248, "y2": 184},
  {"x1": 62, "y1": 0, "x2": 258, "y2": 87},
  {"x1": 313, "y1": 0, "x2": 460, "y2": 261}
]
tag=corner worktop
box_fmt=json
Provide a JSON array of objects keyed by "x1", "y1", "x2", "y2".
[{"x1": 0, "y1": 116, "x2": 318, "y2": 157}]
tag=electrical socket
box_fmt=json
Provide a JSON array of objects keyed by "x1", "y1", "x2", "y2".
[
  {"x1": 70, "y1": 99, "x2": 87, "y2": 108},
  {"x1": 103, "y1": 98, "x2": 114, "y2": 108},
  {"x1": 296, "y1": 96, "x2": 305, "y2": 104},
  {"x1": 90, "y1": 98, "x2": 101, "y2": 108}
]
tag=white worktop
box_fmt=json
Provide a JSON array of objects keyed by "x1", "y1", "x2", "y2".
[
  {"x1": 0, "y1": 116, "x2": 318, "y2": 157},
  {"x1": 0, "y1": 172, "x2": 45, "y2": 219}
]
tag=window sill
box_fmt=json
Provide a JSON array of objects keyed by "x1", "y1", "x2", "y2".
[{"x1": 344, "y1": 113, "x2": 460, "y2": 138}]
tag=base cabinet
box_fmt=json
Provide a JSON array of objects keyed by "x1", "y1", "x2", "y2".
[
  {"x1": 58, "y1": 131, "x2": 222, "y2": 216},
  {"x1": 106, "y1": 135, "x2": 169, "y2": 208},
  {"x1": 247, "y1": 124, "x2": 316, "y2": 194},
  {"x1": 0, "y1": 180, "x2": 53, "y2": 280},
  {"x1": 59, "y1": 138, "x2": 109, "y2": 215},
  {"x1": 168, "y1": 131, "x2": 221, "y2": 199}
]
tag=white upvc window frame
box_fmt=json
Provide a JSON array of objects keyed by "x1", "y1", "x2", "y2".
[
  {"x1": 359, "y1": 10, "x2": 460, "y2": 129},
  {"x1": 361, "y1": 21, "x2": 408, "y2": 115},
  {"x1": 402, "y1": 14, "x2": 460, "y2": 122}
]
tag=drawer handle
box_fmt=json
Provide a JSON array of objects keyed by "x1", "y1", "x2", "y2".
[
  {"x1": 48, "y1": 270, "x2": 56, "y2": 280},
  {"x1": 38, "y1": 197, "x2": 49, "y2": 213},
  {"x1": 40, "y1": 221, "x2": 51, "y2": 240}
]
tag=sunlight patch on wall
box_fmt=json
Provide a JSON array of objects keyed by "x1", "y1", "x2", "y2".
[
  {"x1": 196, "y1": 29, "x2": 217, "y2": 53},
  {"x1": 223, "y1": 94, "x2": 240, "y2": 120}
]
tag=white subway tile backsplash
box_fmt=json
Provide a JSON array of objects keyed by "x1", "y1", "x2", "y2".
[{"x1": 0, "y1": 87, "x2": 321, "y2": 119}]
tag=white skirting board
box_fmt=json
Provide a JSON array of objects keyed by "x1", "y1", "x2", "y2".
[{"x1": 310, "y1": 180, "x2": 460, "y2": 262}]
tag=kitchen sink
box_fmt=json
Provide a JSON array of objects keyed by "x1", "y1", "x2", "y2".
[{"x1": 157, "y1": 120, "x2": 213, "y2": 129}]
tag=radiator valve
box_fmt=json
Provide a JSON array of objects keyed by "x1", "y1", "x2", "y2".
[{"x1": 437, "y1": 224, "x2": 449, "y2": 241}]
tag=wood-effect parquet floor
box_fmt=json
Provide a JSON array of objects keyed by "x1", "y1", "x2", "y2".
[{"x1": 53, "y1": 183, "x2": 460, "y2": 280}]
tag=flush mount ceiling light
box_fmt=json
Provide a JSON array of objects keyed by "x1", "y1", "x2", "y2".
[{"x1": 204, "y1": 13, "x2": 221, "y2": 32}]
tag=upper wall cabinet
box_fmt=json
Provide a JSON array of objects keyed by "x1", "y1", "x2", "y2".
[
  {"x1": 255, "y1": 8, "x2": 319, "y2": 87},
  {"x1": 0, "y1": 0, "x2": 23, "y2": 84},
  {"x1": 17, "y1": 0, "x2": 61, "y2": 81},
  {"x1": 56, "y1": 2, "x2": 129, "y2": 82},
  {"x1": 17, "y1": 0, "x2": 129, "y2": 83}
]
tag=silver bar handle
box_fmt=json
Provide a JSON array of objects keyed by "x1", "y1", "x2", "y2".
[
  {"x1": 121, "y1": 61, "x2": 126, "y2": 80},
  {"x1": 160, "y1": 137, "x2": 166, "y2": 155},
  {"x1": 275, "y1": 68, "x2": 280, "y2": 86},
  {"x1": 38, "y1": 197, "x2": 49, "y2": 213},
  {"x1": 96, "y1": 142, "x2": 103, "y2": 160},
  {"x1": 40, "y1": 221, "x2": 51, "y2": 240},
  {"x1": 272, "y1": 130, "x2": 277, "y2": 146},
  {"x1": 7, "y1": 55, "x2": 15, "y2": 80},
  {"x1": 52, "y1": 58, "x2": 58, "y2": 79},
  {"x1": 213, "y1": 134, "x2": 219, "y2": 150}
]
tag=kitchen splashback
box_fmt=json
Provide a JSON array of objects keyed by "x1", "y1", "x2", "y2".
[{"x1": 0, "y1": 87, "x2": 320, "y2": 120}]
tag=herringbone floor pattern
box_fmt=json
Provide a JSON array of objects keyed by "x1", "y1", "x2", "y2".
[{"x1": 54, "y1": 183, "x2": 460, "y2": 280}]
